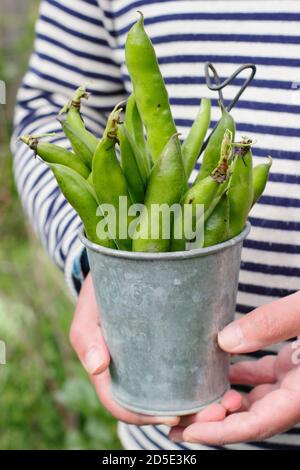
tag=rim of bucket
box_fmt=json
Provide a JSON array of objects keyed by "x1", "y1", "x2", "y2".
[{"x1": 79, "y1": 222, "x2": 250, "y2": 261}]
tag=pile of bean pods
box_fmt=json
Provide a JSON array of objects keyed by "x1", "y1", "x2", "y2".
[{"x1": 20, "y1": 13, "x2": 272, "y2": 253}]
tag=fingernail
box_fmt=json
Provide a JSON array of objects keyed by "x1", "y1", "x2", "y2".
[
  {"x1": 84, "y1": 346, "x2": 105, "y2": 374},
  {"x1": 218, "y1": 323, "x2": 244, "y2": 351}
]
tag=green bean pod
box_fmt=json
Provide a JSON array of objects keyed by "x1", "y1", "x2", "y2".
[
  {"x1": 117, "y1": 123, "x2": 145, "y2": 204},
  {"x1": 203, "y1": 194, "x2": 230, "y2": 247},
  {"x1": 227, "y1": 141, "x2": 254, "y2": 239},
  {"x1": 49, "y1": 163, "x2": 115, "y2": 248},
  {"x1": 133, "y1": 134, "x2": 185, "y2": 253},
  {"x1": 252, "y1": 156, "x2": 272, "y2": 206},
  {"x1": 171, "y1": 175, "x2": 221, "y2": 252},
  {"x1": 58, "y1": 86, "x2": 99, "y2": 169},
  {"x1": 195, "y1": 102, "x2": 235, "y2": 183},
  {"x1": 93, "y1": 107, "x2": 132, "y2": 251},
  {"x1": 125, "y1": 93, "x2": 151, "y2": 180},
  {"x1": 125, "y1": 12, "x2": 177, "y2": 163},
  {"x1": 87, "y1": 172, "x2": 93, "y2": 186},
  {"x1": 171, "y1": 129, "x2": 232, "y2": 251},
  {"x1": 19, "y1": 135, "x2": 90, "y2": 179},
  {"x1": 203, "y1": 179, "x2": 229, "y2": 222},
  {"x1": 182, "y1": 98, "x2": 211, "y2": 179}
]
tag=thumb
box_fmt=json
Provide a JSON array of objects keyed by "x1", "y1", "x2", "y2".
[{"x1": 218, "y1": 291, "x2": 300, "y2": 353}]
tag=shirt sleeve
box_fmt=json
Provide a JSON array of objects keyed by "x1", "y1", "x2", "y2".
[{"x1": 11, "y1": 0, "x2": 125, "y2": 297}]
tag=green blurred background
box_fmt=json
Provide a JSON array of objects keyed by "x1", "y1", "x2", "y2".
[{"x1": 0, "y1": 0, "x2": 120, "y2": 450}]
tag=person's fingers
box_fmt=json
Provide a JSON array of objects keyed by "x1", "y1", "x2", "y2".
[
  {"x1": 176, "y1": 412, "x2": 258, "y2": 445},
  {"x1": 178, "y1": 403, "x2": 226, "y2": 427},
  {"x1": 229, "y1": 356, "x2": 277, "y2": 385},
  {"x1": 172, "y1": 389, "x2": 243, "y2": 441},
  {"x1": 92, "y1": 369, "x2": 180, "y2": 427},
  {"x1": 247, "y1": 383, "x2": 277, "y2": 405},
  {"x1": 221, "y1": 389, "x2": 243, "y2": 412},
  {"x1": 175, "y1": 389, "x2": 243, "y2": 432},
  {"x1": 239, "y1": 393, "x2": 251, "y2": 412},
  {"x1": 170, "y1": 404, "x2": 226, "y2": 441},
  {"x1": 173, "y1": 387, "x2": 300, "y2": 444},
  {"x1": 177, "y1": 414, "x2": 196, "y2": 427},
  {"x1": 218, "y1": 291, "x2": 300, "y2": 354},
  {"x1": 70, "y1": 274, "x2": 110, "y2": 375},
  {"x1": 275, "y1": 343, "x2": 300, "y2": 381}
]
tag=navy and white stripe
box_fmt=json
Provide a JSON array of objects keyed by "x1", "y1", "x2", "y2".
[{"x1": 12, "y1": 0, "x2": 300, "y2": 450}]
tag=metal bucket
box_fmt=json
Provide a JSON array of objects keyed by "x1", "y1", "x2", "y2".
[{"x1": 80, "y1": 223, "x2": 250, "y2": 416}]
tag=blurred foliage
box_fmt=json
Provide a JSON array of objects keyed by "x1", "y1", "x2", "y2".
[{"x1": 0, "y1": 0, "x2": 120, "y2": 450}]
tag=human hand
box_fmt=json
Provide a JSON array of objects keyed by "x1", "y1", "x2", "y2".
[
  {"x1": 70, "y1": 273, "x2": 179, "y2": 427},
  {"x1": 169, "y1": 291, "x2": 300, "y2": 445}
]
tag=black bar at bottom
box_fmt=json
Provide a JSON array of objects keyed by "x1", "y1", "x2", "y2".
[{"x1": 0, "y1": 449, "x2": 298, "y2": 466}]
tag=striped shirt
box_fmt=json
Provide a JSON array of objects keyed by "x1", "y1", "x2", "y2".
[{"x1": 12, "y1": 0, "x2": 300, "y2": 450}]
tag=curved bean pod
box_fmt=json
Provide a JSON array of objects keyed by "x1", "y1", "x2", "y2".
[
  {"x1": 203, "y1": 194, "x2": 230, "y2": 247},
  {"x1": 227, "y1": 140, "x2": 254, "y2": 239},
  {"x1": 125, "y1": 93, "x2": 151, "y2": 181},
  {"x1": 182, "y1": 98, "x2": 211, "y2": 179},
  {"x1": 118, "y1": 123, "x2": 145, "y2": 204},
  {"x1": 133, "y1": 134, "x2": 185, "y2": 252},
  {"x1": 252, "y1": 156, "x2": 272, "y2": 206},
  {"x1": 171, "y1": 129, "x2": 232, "y2": 251},
  {"x1": 195, "y1": 102, "x2": 235, "y2": 183},
  {"x1": 93, "y1": 106, "x2": 133, "y2": 251},
  {"x1": 50, "y1": 163, "x2": 115, "y2": 248},
  {"x1": 125, "y1": 12, "x2": 177, "y2": 163}
]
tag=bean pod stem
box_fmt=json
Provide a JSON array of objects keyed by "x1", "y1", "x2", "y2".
[
  {"x1": 58, "y1": 86, "x2": 99, "y2": 169},
  {"x1": 19, "y1": 135, "x2": 90, "y2": 179}
]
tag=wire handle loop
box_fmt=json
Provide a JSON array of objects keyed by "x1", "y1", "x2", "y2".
[
  {"x1": 204, "y1": 62, "x2": 257, "y2": 111},
  {"x1": 198, "y1": 62, "x2": 257, "y2": 155}
]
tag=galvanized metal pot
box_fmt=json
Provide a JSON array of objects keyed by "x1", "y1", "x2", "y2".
[{"x1": 80, "y1": 223, "x2": 250, "y2": 416}]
